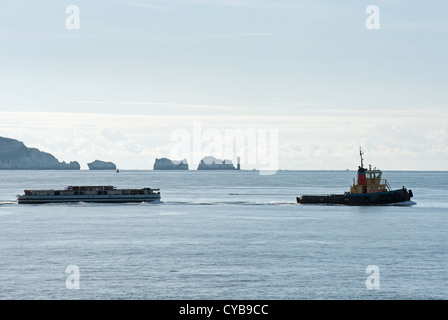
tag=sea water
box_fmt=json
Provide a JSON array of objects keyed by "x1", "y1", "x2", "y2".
[{"x1": 0, "y1": 170, "x2": 446, "y2": 300}]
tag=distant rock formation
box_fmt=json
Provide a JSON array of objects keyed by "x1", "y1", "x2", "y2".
[
  {"x1": 197, "y1": 156, "x2": 236, "y2": 170},
  {"x1": 87, "y1": 160, "x2": 117, "y2": 170},
  {"x1": 0, "y1": 136, "x2": 80, "y2": 170},
  {"x1": 153, "y1": 158, "x2": 188, "y2": 170}
]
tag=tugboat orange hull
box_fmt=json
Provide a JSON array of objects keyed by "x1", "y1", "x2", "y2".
[{"x1": 297, "y1": 188, "x2": 413, "y2": 206}]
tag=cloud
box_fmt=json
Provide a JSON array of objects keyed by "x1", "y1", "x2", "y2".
[{"x1": 1, "y1": 108, "x2": 446, "y2": 170}]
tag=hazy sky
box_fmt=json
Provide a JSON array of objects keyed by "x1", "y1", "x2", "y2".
[{"x1": 0, "y1": 0, "x2": 447, "y2": 170}]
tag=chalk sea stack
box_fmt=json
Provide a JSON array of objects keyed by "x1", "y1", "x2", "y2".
[
  {"x1": 153, "y1": 158, "x2": 188, "y2": 170},
  {"x1": 0, "y1": 136, "x2": 80, "y2": 170},
  {"x1": 197, "y1": 156, "x2": 238, "y2": 170},
  {"x1": 88, "y1": 160, "x2": 117, "y2": 170}
]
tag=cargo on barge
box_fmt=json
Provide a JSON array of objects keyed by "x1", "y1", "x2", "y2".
[{"x1": 17, "y1": 185, "x2": 161, "y2": 204}]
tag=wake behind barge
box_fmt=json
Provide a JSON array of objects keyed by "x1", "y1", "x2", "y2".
[
  {"x1": 297, "y1": 150, "x2": 413, "y2": 206},
  {"x1": 17, "y1": 185, "x2": 160, "y2": 204}
]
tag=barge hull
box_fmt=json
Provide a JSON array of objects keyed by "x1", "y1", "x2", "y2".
[
  {"x1": 17, "y1": 195, "x2": 160, "y2": 204},
  {"x1": 17, "y1": 185, "x2": 161, "y2": 204}
]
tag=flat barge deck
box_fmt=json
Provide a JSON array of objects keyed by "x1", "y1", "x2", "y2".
[{"x1": 17, "y1": 185, "x2": 161, "y2": 204}]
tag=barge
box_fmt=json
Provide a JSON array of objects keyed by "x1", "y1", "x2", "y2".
[
  {"x1": 297, "y1": 149, "x2": 414, "y2": 205},
  {"x1": 17, "y1": 185, "x2": 161, "y2": 204}
]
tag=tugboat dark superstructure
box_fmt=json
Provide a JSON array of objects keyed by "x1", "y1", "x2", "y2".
[{"x1": 297, "y1": 149, "x2": 414, "y2": 205}]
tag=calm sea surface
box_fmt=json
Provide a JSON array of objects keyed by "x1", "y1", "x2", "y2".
[{"x1": 0, "y1": 170, "x2": 446, "y2": 300}]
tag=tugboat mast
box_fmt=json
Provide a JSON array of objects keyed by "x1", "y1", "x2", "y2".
[{"x1": 360, "y1": 147, "x2": 365, "y2": 169}]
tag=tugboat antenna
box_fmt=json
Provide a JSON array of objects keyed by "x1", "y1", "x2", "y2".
[{"x1": 360, "y1": 147, "x2": 364, "y2": 168}]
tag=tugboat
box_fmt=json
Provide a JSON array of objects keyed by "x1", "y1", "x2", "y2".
[
  {"x1": 297, "y1": 149, "x2": 414, "y2": 205},
  {"x1": 17, "y1": 185, "x2": 160, "y2": 204}
]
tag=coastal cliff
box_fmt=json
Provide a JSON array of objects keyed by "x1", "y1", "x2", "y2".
[
  {"x1": 88, "y1": 160, "x2": 117, "y2": 170},
  {"x1": 197, "y1": 156, "x2": 236, "y2": 170},
  {"x1": 153, "y1": 158, "x2": 188, "y2": 170},
  {"x1": 0, "y1": 136, "x2": 80, "y2": 170}
]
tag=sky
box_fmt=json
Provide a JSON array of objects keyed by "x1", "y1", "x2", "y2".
[{"x1": 0, "y1": 0, "x2": 447, "y2": 170}]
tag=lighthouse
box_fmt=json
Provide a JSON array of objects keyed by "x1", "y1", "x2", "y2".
[{"x1": 236, "y1": 156, "x2": 241, "y2": 170}]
